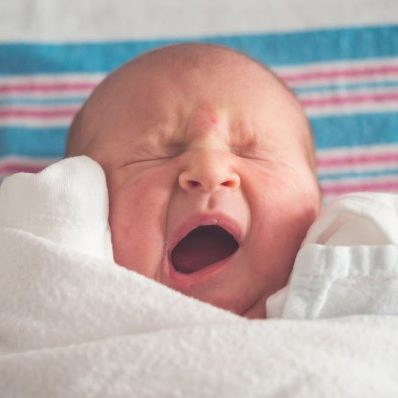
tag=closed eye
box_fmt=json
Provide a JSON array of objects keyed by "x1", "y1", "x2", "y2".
[
  {"x1": 120, "y1": 146, "x2": 182, "y2": 166},
  {"x1": 232, "y1": 147, "x2": 270, "y2": 161},
  {"x1": 121, "y1": 156, "x2": 174, "y2": 167}
]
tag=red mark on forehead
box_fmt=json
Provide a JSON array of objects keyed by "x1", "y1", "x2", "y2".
[{"x1": 188, "y1": 105, "x2": 222, "y2": 137}]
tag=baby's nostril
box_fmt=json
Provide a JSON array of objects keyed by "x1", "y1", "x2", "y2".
[
  {"x1": 222, "y1": 180, "x2": 235, "y2": 188},
  {"x1": 188, "y1": 180, "x2": 201, "y2": 188}
]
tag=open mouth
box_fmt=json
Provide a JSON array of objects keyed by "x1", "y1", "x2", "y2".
[{"x1": 170, "y1": 225, "x2": 239, "y2": 274}]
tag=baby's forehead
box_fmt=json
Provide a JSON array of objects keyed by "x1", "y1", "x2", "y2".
[
  {"x1": 67, "y1": 45, "x2": 309, "y2": 156},
  {"x1": 109, "y1": 57, "x2": 296, "y2": 122},
  {"x1": 133, "y1": 48, "x2": 285, "y2": 93}
]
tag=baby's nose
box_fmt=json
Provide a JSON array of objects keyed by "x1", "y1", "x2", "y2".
[{"x1": 178, "y1": 150, "x2": 240, "y2": 193}]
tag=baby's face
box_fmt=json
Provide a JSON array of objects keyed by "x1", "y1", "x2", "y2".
[{"x1": 73, "y1": 47, "x2": 321, "y2": 318}]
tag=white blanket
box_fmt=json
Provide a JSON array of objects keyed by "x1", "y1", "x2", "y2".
[
  {"x1": 1, "y1": 157, "x2": 398, "y2": 397},
  {"x1": 267, "y1": 192, "x2": 398, "y2": 319}
]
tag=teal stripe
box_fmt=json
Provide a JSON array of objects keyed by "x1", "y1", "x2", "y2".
[
  {"x1": 310, "y1": 112, "x2": 398, "y2": 149},
  {"x1": 319, "y1": 168, "x2": 398, "y2": 181},
  {"x1": 0, "y1": 96, "x2": 87, "y2": 106},
  {"x1": 0, "y1": 128, "x2": 67, "y2": 157},
  {"x1": 0, "y1": 25, "x2": 397, "y2": 75},
  {"x1": 294, "y1": 80, "x2": 398, "y2": 94}
]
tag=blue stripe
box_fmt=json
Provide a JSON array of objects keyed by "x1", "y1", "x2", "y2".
[
  {"x1": 0, "y1": 96, "x2": 87, "y2": 106},
  {"x1": 0, "y1": 25, "x2": 397, "y2": 75},
  {"x1": 319, "y1": 168, "x2": 398, "y2": 181},
  {"x1": 0, "y1": 128, "x2": 67, "y2": 157},
  {"x1": 295, "y1": 80, "x2": 398, "y2": 94},
  {"x1": 310, "y1": 112, "x2": 398, "y2": 149}
]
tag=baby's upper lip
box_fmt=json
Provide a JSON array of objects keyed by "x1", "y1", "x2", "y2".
[{"x1": 167, "y1": 212, "x2": 244, "y2": 254}]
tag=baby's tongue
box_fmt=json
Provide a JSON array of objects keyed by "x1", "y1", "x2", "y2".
[{"x1": 171, "y1": 225, "x2": 238, "y2": 274}]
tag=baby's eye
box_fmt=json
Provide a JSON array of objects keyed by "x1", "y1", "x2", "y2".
[
  {"x1": 232, "y1": 148, "x2": 273, "y2": 165},
  {"x1": 136, "y1": 144, "x2": 184, "y2": 162},
  {"x1": 121, "y1": 152, "x2": 173, "y2": 166},
  {"x1": 138, "y1": 154, "x2": 174, "y2": 163},
  {"x1": 232, "y1": 146, "x2": 261, "y2": 159}
]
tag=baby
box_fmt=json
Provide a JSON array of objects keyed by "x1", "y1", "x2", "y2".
[
  {"x1": 66, "y1": 43, "x2": 321, "y2": 319},
  {"x1": 2, "y1": 43, "x2": 398, "y2": 398}
]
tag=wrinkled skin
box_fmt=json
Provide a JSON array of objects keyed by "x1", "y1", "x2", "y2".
[{"x1": 67, "y1": 44, "x2": 321, "y2": 318}]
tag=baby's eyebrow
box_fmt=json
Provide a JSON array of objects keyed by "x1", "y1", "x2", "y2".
[
  {"x1": 229, "y1": 122, "x2": 260, "y2": 150},
  {"x1": 145, "y1": 123, "x2": 185, "y2": 150}
]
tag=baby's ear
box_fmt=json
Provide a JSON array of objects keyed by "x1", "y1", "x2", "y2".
[
  {"x1": 0, "y1": 156, "x2": 113, "y2": 261},
  {"x1": 303, "y1": 193, "x2": 398, "y2": 246}
]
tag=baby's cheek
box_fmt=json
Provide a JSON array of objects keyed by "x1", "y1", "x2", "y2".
[
  {"x1": 108, "y1": 181, "x2": 168, "y2": 279},
  {"x1": 251, "y1": 189, "x2": 318, "y2": 281}
]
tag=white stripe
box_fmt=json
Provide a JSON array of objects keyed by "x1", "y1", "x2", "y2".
[
  {"x1": 1, "y1": 0, "x2": 398, "y2": 41},
  {"x1": 318, "y1": 163, "x2": 398, "y2": 175},
  {"x1": 305, "y1": 102, "x2": 398, "y2": 117},
  {"x1": 0, "y1": 118, "x2": 72, "y2": 127},
  {"x1": 318, "y1": 143, "x2": 398, "y2": 157},
  {"x1": 0, "y1": 90, "x2": 94, "y2": 99},
  {"x1": 0, "y1": 73, "x2": 105, "y2": 84},
  {"x1": 0, "y1": 104, "x2": 80, "y2": 111},
  {"x1": 298, "y1": 86, "x2": 398, "y2": 99},
  {"x1": 318, "y1": 164, "x2": 398, "y2": 176}
]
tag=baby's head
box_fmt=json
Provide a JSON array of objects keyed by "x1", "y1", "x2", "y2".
[{"x1": 67, "y1": 43, "x2": 321, "y2": 318}]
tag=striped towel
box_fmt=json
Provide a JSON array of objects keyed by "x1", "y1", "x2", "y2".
[{"x1": 1, "y1": 25, "x2": 398, "y2": 202}]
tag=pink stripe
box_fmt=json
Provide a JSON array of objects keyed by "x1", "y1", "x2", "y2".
[
  {"x1": 0, "y1": 82, "x2": 97, "y2": 94},
  {"x1": 0, "y1": 164, "x2": 46, "y2": 174},
  {"x1": 318, "y1": 153, "x2": 398, "y2": 168},
  {"x1": 301, "y1": 92, "x2": 398, "y2": 107},
  {"x1": 281, "y1": 65, "x2": 398, "y2": 84},
  {"x1": 0, "y1": 108, "x2": 78, "y2": 118},
  {"x1": 322, "y1": 180, "x2": 398, "y2": 195}
]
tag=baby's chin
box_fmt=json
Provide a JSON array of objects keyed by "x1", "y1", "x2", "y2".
[{"x1": 240, "y1": 296, "x2": 267, "y2": 319}]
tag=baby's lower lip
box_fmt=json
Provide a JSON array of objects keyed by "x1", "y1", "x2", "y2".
[{"x1": 164, "y1": 249, "x2": 239, "y2": 289}]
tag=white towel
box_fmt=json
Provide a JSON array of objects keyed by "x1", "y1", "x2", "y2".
[
  {"x1": 0, "y1": 155, "x2": 113, "y2": 261},
  {"x1": 1, "y1": 156, "x2": 398, "y2": 397},
  {"x1": 267, "y1": 193, "x2": 398, "y2": 319}
]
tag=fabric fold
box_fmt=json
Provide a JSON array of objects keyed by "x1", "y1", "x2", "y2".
[{"x1": 267, "y1": 193, "x2": 398, "y2": 319}]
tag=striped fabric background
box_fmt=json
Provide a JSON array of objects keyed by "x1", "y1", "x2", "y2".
[{"x1": 1, "y1": 25, "x2": 398, "y2": 202}]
